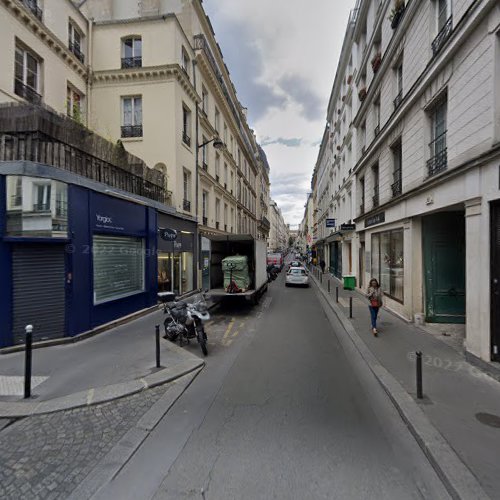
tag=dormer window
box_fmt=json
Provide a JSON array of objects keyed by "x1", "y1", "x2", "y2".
[{"x1": 121, "y1": 37, "x2": 142, "y2": 68}]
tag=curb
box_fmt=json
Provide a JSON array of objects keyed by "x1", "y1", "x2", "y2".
[
  {"x1": 0, "y1": 358, "x2": 204, "y2": 418},
  {"x1": 310, "y1": 273, "x2": 489, "y2": 500}
]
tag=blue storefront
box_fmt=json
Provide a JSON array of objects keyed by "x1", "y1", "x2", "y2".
[{"x1": 0, "y1": 166, "x2": 158, "y2": 347}]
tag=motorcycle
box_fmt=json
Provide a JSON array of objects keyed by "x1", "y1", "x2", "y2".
[
  {"x1": 163, "y1": 292, "x2": 209, "y2": 356},
  {"x1": 267, "y1": 266, "x2": 278, "y2": 283}
]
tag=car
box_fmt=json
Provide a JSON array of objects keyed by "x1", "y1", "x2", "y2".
[
  {"x1": 285, "y1": 267, "x2": 309, "y2": 287},
  {"x1": 287, "y1": 260, "x2": 305, "y2": 271}
]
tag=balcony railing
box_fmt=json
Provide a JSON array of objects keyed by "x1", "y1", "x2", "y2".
[
  {"x1": 427, "y1": 132, "x2": 448, "y2": 176},
  {"x1": 22, "y1": 0, "x2": 42, "y2": 21},
  {"x1": 121, "y1": 57, "x2": 142, "y2": 69},
  {"x1": 182, "y1": 131, "x2": 191, "y2": 147},
  {"x1": 33, "y1": 202, "x2": 50, "y2": 212},
  {"x1": 0, "y1": 106, "x2": 169, "y2": 206},
  {"x1": 432, "y1": 17, "x2": 453, "y2": 56},
  {"x1": 14, "y1": 79, "x2": 42, "y2": 105},
  {"x1": 183, "y1": 199, "x2": 191, "y2": 212},
  {"x1": 10, "y1": 194, "x2": 22, "y2": 207},
  {"x1": 202, "y1": 216, "x2": 207, "y2": 225},
  {"x1": 393, "y1": 90, "x2": 403, "y2": 110},
  {"x1": 55, "y1": 199, "x2": 68, "y2": 217},
  {"x1": 391, "y1": 176, "x2": 402, "y2": 197},
  {"x1": 121, "y1": 125, "x2": 143, "y2": 138},
  {"x1": 69, "y1": 42, "x2": 85, "y2": 64}
]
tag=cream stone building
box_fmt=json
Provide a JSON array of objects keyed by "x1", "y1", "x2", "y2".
[
  {"x1": 308, "y1": 0, "x2": 500, "y2": 367},
  {"x1": 79, "y1": 0, "x2": 269, "y2": 240},
  {"x1": 268, "y1": 200, "x2": 289, "y2": 252}
]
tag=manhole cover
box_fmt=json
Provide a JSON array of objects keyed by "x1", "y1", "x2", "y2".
[{"x1": 475, "y1": 412, "x2": 500, "y2": 428}]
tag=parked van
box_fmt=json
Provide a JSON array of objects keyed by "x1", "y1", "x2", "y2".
[{"x1": 267, "y1": 252, "x2": 284, "y2": 271}]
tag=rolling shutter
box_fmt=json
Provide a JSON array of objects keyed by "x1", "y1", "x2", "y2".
[{"x1": 12, "y1": 245, "x2": 65, "y2": 344}]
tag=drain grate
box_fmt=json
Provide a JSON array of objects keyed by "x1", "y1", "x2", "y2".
[{"x1": 475, "y1": 412, "x2": 500, "y2": 428}]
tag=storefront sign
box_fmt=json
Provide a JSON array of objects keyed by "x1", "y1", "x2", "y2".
[
  {"x1": 340, "y1": 223, "x2": 356, "y2": 231},
  {"x1": 326, "y1": 219, "x2": 336, "y2": 228},
  {"x1": 365, "y1": 212, "x2": 385, "y2": 228},
  {"x1": 159, "y1": 228, "x2": 178, "y2": 241}
]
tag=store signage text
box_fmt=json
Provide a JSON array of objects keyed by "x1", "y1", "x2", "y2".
[
  {"x1": 159, "y1": 228, "x2": 178, "y2": 242},
  {"x1": 326, "y1": 219, "x2": 336, "y2": 228},
  {"x1": 340, "y1": 223, "x2": 356, "y2": 231},
  {"x1": 365, "y1": 212, "x2": 385, "y2": 228}
]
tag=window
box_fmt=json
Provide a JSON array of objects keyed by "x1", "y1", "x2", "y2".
[
  {"x1": 121, "y1": 96, "x2": 142, "y2": 137},
  {"x1": 231, "y1": 208, "x2": 234, "y2": 232},
  {"x1": 224, "y1": 203, "x2": 228, "y2": 230},
  {"x1": 427, "y1": 96, "x2": 447, "y2": 176},
  {"x1": 122, "y1": 37, "x2": 142, "y2": 68},
  {"x1": 372, "y1": 164, "x2": 379, "y2": 208},
  {"x1": 391, "y1": 140, "x2": 402, "y2": 197},
  {"x1": 201, "y1": 136, "x2": 208, "y2": 169},
  {"x1": 215, "y1": 198, "x2": 221, "y2": 229},
  {"x1": 432, "y1": 0, "x2": 452, "y2": 55},
  {"x1": 93, "y1": 235, "x2": 145, "y2": 304},
  {"x1": 15, "y1": 44, "x2": 41, "y2": 104},
  {"x1": 223, "y1": 123, "x2": 228, "y2": 145},
  {"x1": 214, "y1": 107, "x2": 220, "y2": 132},
  {"x1": 181, "y1": 48, "x2": 190, "y2": 77},
  {"x1": 359, "y1": 177, "x2": 365, "y2": 215},
  {"x1": 67, "y1": 86, "x2": 83, "y2": 121},
  {"x1": 230, "y1": 171, "x2": 234, "y2": 194},
  {"x1": 374, "y1": 95, "x2": 381, "y2": 136},
  {"x1": 202, "y1": 191, "x2": 208, "y2": 225},
  {"x1": 224, "y1": 163, "x2": 228, "y2": 188},
  {"x1": 360, "y1": 122, "x2": 366, "y2": 154},
  {"x1": 215, "y1": 155, "x2": 220, "y2": 182},
  {"x1": 182, "y1": 106, "x2": 191, "y2": 146},
  {"x1": 68, "y1": 21, "x2": 84, "y2": 63},
  {"x1": 22, "y1": 0, "x2": 42, "y2": 20},
  {"x1": 394, "y1": 63, "x2": 403, "y2": 109},
  {"x1": 202, "y1": 86, "x2": 208, "y2": 115},
  {"x1": 371, "y1": 229, "x2": 404, "y2": 302},
  {"x1": 183, "y1": 170, "x2": 191, "y2": 211}
]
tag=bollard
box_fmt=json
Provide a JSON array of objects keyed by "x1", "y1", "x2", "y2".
[
  {"x1": 320, "y1": 273, "x2": 323, "y2": 284},
  {"x1": 24, "y1": 325, "x2": 33, "y2": 399},
  {"x1": 336, "y1": 286, "x2": 339, "y2": 303},
  {"x1": 328, "y1": 280, "x2": 330, "y2": 293},
  {"x1": 349, "y1": 296, "x2": 353, "y2": 318},
  {"x1": 416, "y1": 351, "x2": 423, "y2": 399},
  {"x1": 155, "y1": 324, "x2": 161, "y2": 368}
]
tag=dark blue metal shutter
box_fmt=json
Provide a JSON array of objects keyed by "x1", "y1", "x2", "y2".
[{"x1": 12, "y1": 245, "x2": 65, "y2": 344}]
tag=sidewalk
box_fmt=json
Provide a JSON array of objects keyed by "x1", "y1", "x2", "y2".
[
  {"x1": 310, "y1": 267, "x2": 499, "y2": 500},
  {"x1": 0, "y1": 306, "x2": 205, "y2": 417}
]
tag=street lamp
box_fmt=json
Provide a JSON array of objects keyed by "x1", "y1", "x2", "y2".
[{"x1": 198, "y1": 137, "x2": 224, "y2": 150}]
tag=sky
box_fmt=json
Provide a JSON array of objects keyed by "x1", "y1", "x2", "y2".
[{"x1": 203, "y1": 0, "x2": 355, "y2": 227}]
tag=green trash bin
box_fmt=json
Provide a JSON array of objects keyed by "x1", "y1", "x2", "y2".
[{"x1": 343, "y1": 275, "x2": 356, "y2": 290}]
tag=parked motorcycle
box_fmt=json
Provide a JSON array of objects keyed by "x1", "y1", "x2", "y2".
[
  {"x1": 267, "y1": 265, "x2": 278, "y2": 283},
  {"x1": 163, "y1": 292, "x2": 209, "y2": 356}
]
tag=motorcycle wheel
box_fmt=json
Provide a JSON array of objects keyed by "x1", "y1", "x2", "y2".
[
  {"x1": 196, "y1": 324, "x2": 208, "y2": 356},
  {"x1": 163, "y1": 318, "x2": 178, "y2": 341}
]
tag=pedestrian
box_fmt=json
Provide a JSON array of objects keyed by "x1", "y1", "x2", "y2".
[
  {"x1": 320, "y1": 259, "x2": 326, "y2": 274},
  {"x1": 366, "y1": 278, "x2": 383, "y2": 336}
]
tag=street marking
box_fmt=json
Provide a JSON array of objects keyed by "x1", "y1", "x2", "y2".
[
  {"x1": 222, "y1": 318, "x2": 235, "y2": 343},
  {"x1": 230, "y1": 329, "x2": 240, "y2": 339},
  {"x1": 0, "y1": 375, "x2": 48, "y2": 396},
  {"x1": 87, "y1": 388, "x2": 94, "y2": 405}
]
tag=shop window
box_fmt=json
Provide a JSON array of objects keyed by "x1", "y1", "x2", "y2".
[
  {"x1": 6, "y1": 175, "x2": 68, "y2": 237},
  {"x1": 93, "y1": 235, "x2": 145, "y2": 304},
  {"x1": 371, "y1": 229, "x2": 404, "y2": 301}
]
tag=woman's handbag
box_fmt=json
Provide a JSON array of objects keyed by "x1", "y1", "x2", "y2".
[{"x1": 370, "y1": 297, "x2": 379, "y2": 307}]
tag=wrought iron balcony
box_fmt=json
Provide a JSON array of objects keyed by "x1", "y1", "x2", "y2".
[
  {"x1": 427, "y1": 131, "x2": 447, "y2": 176},
  {"x1": 10, "y1": 194, "x2": 22, "y2": 207},
  {"x1": 22, "y1": 0, "x2": 42, "y2": 21},
  {"x1": 121, "y1": 125, "x2": 143, "y2": 138},
  {"x1": 182, "y1": 131, "x2": 191, "y2": 147},
  {"x1": 33, "y1": 201, "x2": 50, "y2": 212},
  {"x1": 202, "y1": 216, "x2": 207, "y2": 225},
  {"x1": 121, "y1": 57, "x2": 142, "y2": 69},
  {"x1": 14, "y1": 79, "x2": 42, "y2": 105},
  {"x1": 391, "y1": 176, "x2": 402, "y2": 197},
  {"x1": 183, "y1": 199, "x2": 191, "y2": 212},
  {"x1": 393, "y1": 90, "x2": 403, "y2": 110},
  {"x1": 432, "y1": 17, "x2": 453, "y2": 56},
  {"x1": 69, "y1": 42, "x2": 85, "y2": 64},
  {"x1": 55, "y1": 199, "x2": 68, "y2": 217}
]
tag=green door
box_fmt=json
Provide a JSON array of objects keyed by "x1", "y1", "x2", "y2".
[{"x1": 423, "y1": 212, "x2": 465, "y2": 323}]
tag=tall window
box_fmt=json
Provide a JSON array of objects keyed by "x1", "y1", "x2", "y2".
[
  {"x1": 214, "y1": 107, "x2": 220, "y2": 132},
  {"x1": 437, "y1": 0, "x2": 450, "y2": 31},
  {"x1": 394, "y1": 63, "x2": 403, "y2": 109},
  {"x1": 432, "y1": 0, "x2": 452, "y2": 55},
  {"x1": 391, "y1": 140, "x2": 403, "y2": 197},
  {"x1": 224, "y1": 163, "x2": 228, "y2": 188},
  {"x1": 181, "y1": 48, "x2": 190, "y2": 77},
  {"x1": 182, "y1": 106, "x2": 191, "y2": 146},
  {"x1": 231, "y1": 208, "x2": 234, "y2": 232},
  {"x1": 202, "y1": 191, "x2": 208, "y2": 224},
  {"x1": 121, "y1": 96, "x2": 142, "y2": 137},
  {"x1": 371, "y1": 230, "x2": 404, "y2": 302},
  {"x1": 215, "y1": 198, "x2": 221, "y2": 228},
  {"x1": 15, "y1": 45, "x2": 41, "y2": 103},
  {"x1": 223, "y1": 123, "x2": 228, "y2": 145},
  {"x1": 372, "y1": 164, "x2": 379, "y2": 208},
  {"x1": 360, "y1": 121, "x2": 366, "y2": 153},
  {"x1": 224, "y1": 203, "x2": 228, "y2": 230},
  {"x1": 68, "y1": 21, "x2": 84, "y2": 63},
  {"x1": 428, "y1": 96, "x2": 447, "y2": 176},
  {"x1": 215, "y1": 154, "x2": 220, "y2": 181},
  {"x1": 201, "y1": 136, "x2": 208, "y2": 168},
  {"x1": 122, "y1": 37, "x2": 142, "y2": 68},
  {"x1": 230, "y1": 171, "x2": 234, "y2": 194},
  {"x1": 183, "y1": 170, "x2": 191, "y2": 211},
  {"x1": 359, "y1": 177, "x2": 365, "y2": 214},
  {"x1": 67, "y1": 86, "x2": 83, "y2": 121},
  {"x1": 202, "y1": 86, "x2": 208, "y2": 115},
  {"x1": 374, "y1": 95, "x2": 381, "y2": 136}
]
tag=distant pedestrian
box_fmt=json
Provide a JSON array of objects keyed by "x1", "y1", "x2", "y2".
[
  {"x1": 367, "y1": 278, "x2": 383, "y2": 336},
  {"x1": 320, "y1": 259, "x2": 326, "y2": 273}
]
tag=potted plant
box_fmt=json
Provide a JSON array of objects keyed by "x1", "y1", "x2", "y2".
[
  {"x1": 358, "y1": 87, "x2": 367, "y2": 102},
  {"x1": 371, "y1": 52, "x2": 382, "y2": 73},
  {"x1": 389, "y1": 0, "x2": 405, "y2": 30}
]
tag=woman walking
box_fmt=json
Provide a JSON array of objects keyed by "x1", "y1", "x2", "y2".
[{"x1": 367, "y1": 278, "x2": 383, "y2": 336}]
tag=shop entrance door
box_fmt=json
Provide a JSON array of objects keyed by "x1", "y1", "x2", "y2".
[
  {"x1": 12, "y1": 244, "x2": 66, "y2": 344},
  {"x1": 173, "y1": 253, "x2": 181, "y2": 296},
  {"x1": 490, "y1": 202, "x2": 500, "y2": 361},
  {"x1": 423, "y1": 212, "x2": 465, "y2": 323}
]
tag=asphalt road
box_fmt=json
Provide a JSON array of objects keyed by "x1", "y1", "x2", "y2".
[{"x1": 95, "y1": 270, "x2": 449, "y2": 500}]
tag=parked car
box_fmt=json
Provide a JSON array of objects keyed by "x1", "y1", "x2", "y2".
[
  {"x1": 285, "y1": 267, "x2": 309, "y2": 287},
  {"x1": 287, "y1": 260, "x2": 305, "y2": 271}
]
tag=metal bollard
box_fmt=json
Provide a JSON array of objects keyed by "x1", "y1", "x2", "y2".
[
  {"x1": 320, "y1": 273, "x2": 323, "y2": 284},
  {"x1": 155, "y1": 324, "x2": 161, "y2": 368},
  {"x1": 24, "y1": 324, "x2": 33, "y2": 399},
  {"x1": 349, "y1": 296, "x2": 353, "y2": 318},
  {"x1": 328, "y1": 280, "x2": 330, "y2": 293},
  {"x1": 416, "y1": 351, "x2": 423, "y2": 399},
  {"x1": 336, "y1": 286, "x2": 339, "y2": 303}
]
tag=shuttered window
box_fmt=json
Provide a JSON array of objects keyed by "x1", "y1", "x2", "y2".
[{"x1": 93, "y1": 235, "x2": 145, "y2": 304}]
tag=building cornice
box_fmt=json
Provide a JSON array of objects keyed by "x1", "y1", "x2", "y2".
[{"x1": 2, "y1": 0, "x2": 88, "y2": 79}]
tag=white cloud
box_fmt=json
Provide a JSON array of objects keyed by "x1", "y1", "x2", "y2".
[{"x1": 203, "y1": 0, "x2": 355, "y2": 226}]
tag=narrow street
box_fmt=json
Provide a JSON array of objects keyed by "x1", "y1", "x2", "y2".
[{"x1": 92, "y1": 271, "x2": 449, "y2": 500}]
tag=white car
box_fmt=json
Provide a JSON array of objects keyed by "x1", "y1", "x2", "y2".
[{"x1": 285, "y1": 267, "x2": 309, "y2": 287}]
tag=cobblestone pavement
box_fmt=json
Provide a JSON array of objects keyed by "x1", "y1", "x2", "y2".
[{"x1": 0, "y1": 385, "x2": 167, "y2": 500}]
